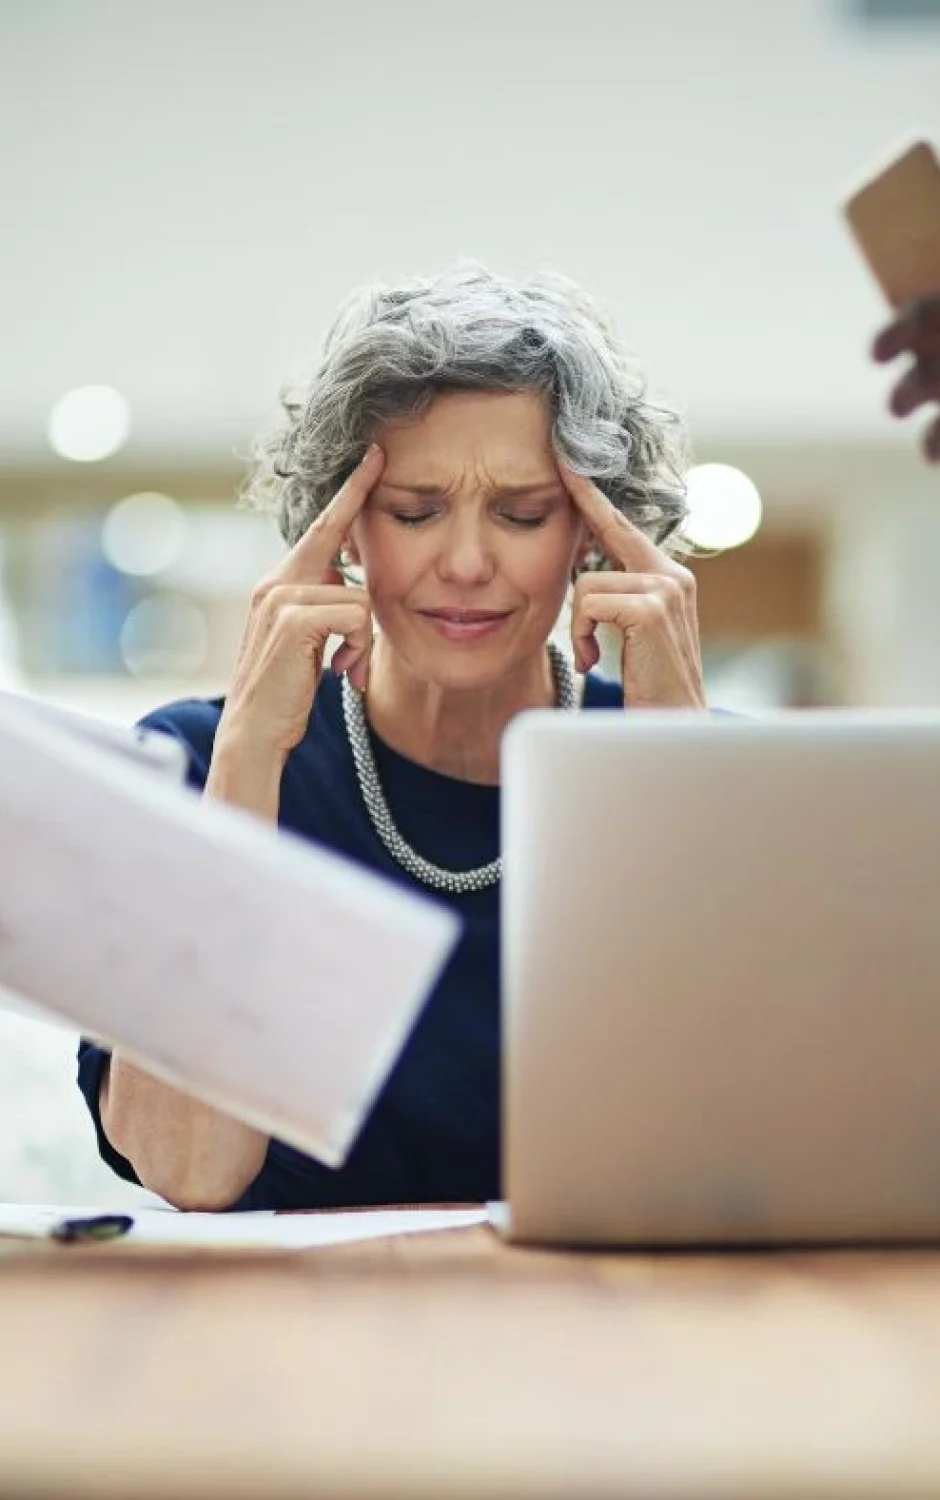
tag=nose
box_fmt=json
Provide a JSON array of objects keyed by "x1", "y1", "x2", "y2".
[{"x1": 435, "y1": 510, "x2": 497, "y2": 587}]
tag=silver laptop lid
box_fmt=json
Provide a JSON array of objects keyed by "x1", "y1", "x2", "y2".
[{"x1": 502, "y1": 710, "x2": 940, "y2": 1246}]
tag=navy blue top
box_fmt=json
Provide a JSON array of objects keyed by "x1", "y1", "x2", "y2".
[{"x1": 77, "y1": 667, "x2": 624, "y2": 1208}]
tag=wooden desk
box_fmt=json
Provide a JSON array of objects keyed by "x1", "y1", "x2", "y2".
[{"x1": 3, "y1": 1220, "x2": 940, "y2": 1499}]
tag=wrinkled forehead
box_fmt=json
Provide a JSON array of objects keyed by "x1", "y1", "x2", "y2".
[{"x1": 374, "y1": 389, "x2": 558, "y2": 494}]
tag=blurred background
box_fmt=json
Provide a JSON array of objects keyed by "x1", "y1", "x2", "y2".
[{"x1": 1, "y1": 0, "x2": 938, "y2": 1203}]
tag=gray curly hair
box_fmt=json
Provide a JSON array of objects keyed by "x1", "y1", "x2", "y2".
[{"x1": 241, "y1": 261, "x2": 691, "y2": 565}]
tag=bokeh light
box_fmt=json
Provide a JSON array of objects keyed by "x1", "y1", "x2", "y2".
[
  {"x1": 682, "y1": 463, "x2": 763, "y2": 550},
  {"x1": 102, "y1": 493, "x2": 188, "y2": 577},
  {"x1": 47, "y1": 386, "x2": 130, "y2": 463},
  {"x1": 119, "y1": 593, "x2": 209, "y2": 677}
]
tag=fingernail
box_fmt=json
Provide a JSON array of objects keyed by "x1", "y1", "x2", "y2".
[{"x1": 361, "y1": 443, "x2": 379, "y2": 464}]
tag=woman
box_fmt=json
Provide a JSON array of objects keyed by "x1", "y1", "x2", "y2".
[{"x1": 77, "y1": 262, "x2": 707, "y2": 1210}]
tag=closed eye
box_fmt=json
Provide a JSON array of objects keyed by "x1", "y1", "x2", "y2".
[
  {"x1": 389, "y1": 508, "x2": 552, "y2": 529},
  {"x1": 392, "y1": 510, "x2": 439, "y2": 526},
  {"x1": 502, "y1": 513, "x2": 549, "y2": 529}
]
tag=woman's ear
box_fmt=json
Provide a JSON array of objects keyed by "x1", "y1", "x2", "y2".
[
  {"x1": 570, "y1": 547, "x2": 589, "y2": 587},
  {"x1": 573, "y1": 531, "x2": 593, "y2": 572}
]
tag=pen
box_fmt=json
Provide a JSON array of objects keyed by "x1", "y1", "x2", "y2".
[{"x1": 49, "y1": 1214, "x2": 134, "y2": 1244}]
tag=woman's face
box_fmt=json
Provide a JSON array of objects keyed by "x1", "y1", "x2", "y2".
[{"x1": 350, "y1": 390, "x2": 587, "y2": 689}]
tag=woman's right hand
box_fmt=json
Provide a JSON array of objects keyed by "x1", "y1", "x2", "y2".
[
  {"x1": 217, "y1": 444, "x2": 385, "y2": 764},
  {"x1": 98, "y1": 460, "x2": 392, "y2": 1211}
]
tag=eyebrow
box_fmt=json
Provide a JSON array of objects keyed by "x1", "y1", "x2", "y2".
[{"x1": 377, "y1": 481, "x2": 564, "y2": 498}]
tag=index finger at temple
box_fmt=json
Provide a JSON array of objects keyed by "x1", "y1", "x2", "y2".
[
  {"x1": 281, "y1": 444, "x2": 384, "y2": 581},
  {"x1": 557, "y1": 458, "x2": 664, "y2": 571}
]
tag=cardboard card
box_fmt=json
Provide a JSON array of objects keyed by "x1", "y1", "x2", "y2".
[{"x1": 844, "y1": 139, "x2": 940, "y2": 308}]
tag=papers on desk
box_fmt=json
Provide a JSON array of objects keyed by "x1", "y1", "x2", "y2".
[
  {"x1": 0, "y1": 693, "x2": 459, "y2": 1168},
  {"x1": 0, "y1": 1203, "x2": 489, "y2": 1250}
]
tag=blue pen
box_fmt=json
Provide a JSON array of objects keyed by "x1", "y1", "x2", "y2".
[{"x1": 49, "y1": 1214, "x2": 134, "y2": 1244}]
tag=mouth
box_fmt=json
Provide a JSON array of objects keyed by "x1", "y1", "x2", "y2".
[{"x1": 417, "y1": 608, "x2": 514, "y2": 641}]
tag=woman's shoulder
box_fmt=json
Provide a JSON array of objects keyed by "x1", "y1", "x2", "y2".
[
  {"x1": 135, "y1": 673, "x2": 343, "y2": 791},
  {"x1": 136, "y1": 695, "x2": 225, "y2": 788},
  {"x1": 582, "y1": 669, "x2": 624, "y2": 709},
  {"x1": 138, "y1": 694, "x2": 225, "y2": 741}
]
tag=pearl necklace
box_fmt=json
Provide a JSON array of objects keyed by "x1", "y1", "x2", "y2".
[{"x1": 340, "y1": 642, "x2": 578, "y2": 894}]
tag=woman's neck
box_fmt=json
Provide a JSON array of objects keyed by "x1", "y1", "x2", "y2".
[{"x1": 362, "y1": 636, "x2": 557, "y2": 785}]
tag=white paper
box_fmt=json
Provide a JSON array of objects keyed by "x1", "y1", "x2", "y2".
[
  {"x1": 0, "y1": 688, "x2": 190, "y2": 783},
  {"x1": 0, "y1": 697, "x2": 459, "y2": 1168},
  {"x1": 0, "y1": 1202, "x2": 488, "y2": 1249},
  {"x1": 0, "y1": 693, "x2": 189, "y2": 1029}
]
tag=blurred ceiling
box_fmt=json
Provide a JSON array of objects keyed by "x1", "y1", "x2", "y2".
[{"x1": 1, "y1": 0, "x2": 938, "y2": 465}]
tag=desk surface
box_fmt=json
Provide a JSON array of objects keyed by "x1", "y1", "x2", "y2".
[{"x1": 3, "y1": 1219, "x2": 940, "y2": 1500}]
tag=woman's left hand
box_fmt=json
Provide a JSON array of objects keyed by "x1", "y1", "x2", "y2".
[{"x1": 559, "y1": 460, "x2": 707, "y2": 709}]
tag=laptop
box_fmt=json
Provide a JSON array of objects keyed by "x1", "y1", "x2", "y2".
[{"x1": 500, "y1": 709, "x2": 940, "y2": 1246}]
